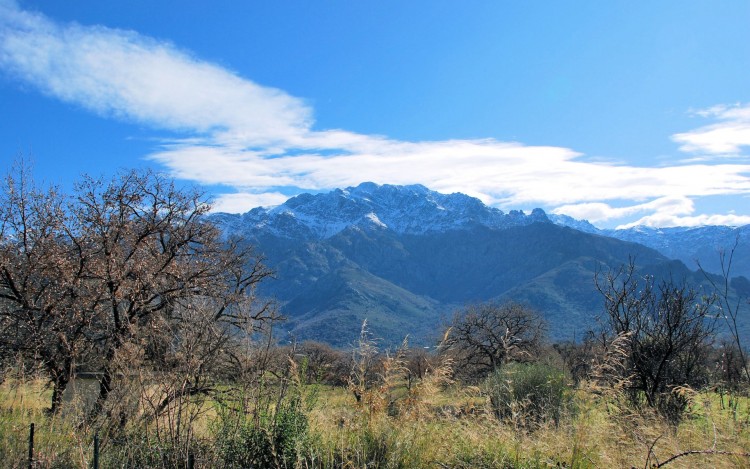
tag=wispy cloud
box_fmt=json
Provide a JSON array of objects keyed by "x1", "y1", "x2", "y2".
[
  {"x1": 0, "y1": 0, "x2": 310, "y2": 142},
  {"x1": 553, "y1": 196, "x2": 750, "y2": 228},
  {"x1": 553, "y1": 197, "x2": 695, "y2": 224},
  {"x1": 672, "y1": 103, "x2": 750, "y2": 155},
  {"x1": 619, "y1": 211, "x2": 750, "y2": 229},
  {"x1": 210, "y1": 191, "x2": 290, "y2": 213},
  {"x1": 2, "y1": 1, "x2": 750, "y2": 228}
]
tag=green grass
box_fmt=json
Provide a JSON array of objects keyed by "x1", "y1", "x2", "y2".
[
  {"x1": 1, "y1": 377, "x2": 749, "y2": 468},
  {"x1": 0, "y1": 378, "x2": 92, "y2": 468}
]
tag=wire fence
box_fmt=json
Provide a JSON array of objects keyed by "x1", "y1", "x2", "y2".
[{"x1": 23, "y1": 423, "x2": 197, "y2": 469}]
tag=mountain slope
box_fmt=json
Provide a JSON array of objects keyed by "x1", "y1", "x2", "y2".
[
  {"x1": 212, "y1": 183, "x2": 745, "y2": 346},
  {"x1": 282, "y1": 265, "x2": 440, "y2": 346},
  {"x1": 549, "y1": 214, "x2": 750, "y2": 279},
  {"x1": 605, "y1": 225, "x2": 750, "y2": 279}
]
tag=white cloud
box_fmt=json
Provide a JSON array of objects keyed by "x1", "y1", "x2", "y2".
[
  {"x1": 2, "y1": 2, "x2": 750, "y2": 228},
  {"x1": 0, "y1": 1, "x2": 311, "y2": 143},
  {"x1": 552, "y1": 196, "x2": 694, "y2": 223},
  {"x1": 211, "y1": 192, "x2": 290, "y2": 213},
  {"x1": 555, "y1": 196, "x2": 750, "y2": 229},
  {"x1": 618, "y1": 212, "x2": 750, "y2": 229},
  {"x1": 672, "y1": 103, "x2": 750, "y2": 155}
]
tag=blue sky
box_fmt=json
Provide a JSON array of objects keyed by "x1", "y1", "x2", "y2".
[{"x1": 1, "y1": 0, "x2": 749, "y2": 228}]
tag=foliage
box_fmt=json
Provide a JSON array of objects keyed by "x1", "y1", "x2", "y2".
[
  {"x1": 100, "y1": 435, "x2": 213, "y2": 469},
  {"x1": 445, "y1": 301, "x2": 547, "y2": 382},
  {"x1": 483, "y1": 362, "x2": 572, "y2": 430},
  {"x1": 2, "y1": 356, "x2": 750, "y2": 468},
  {"x1": 215, "y1": 396, "x2": 309, "y2": 468}
]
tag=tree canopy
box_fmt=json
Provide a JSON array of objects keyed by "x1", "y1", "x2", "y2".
[{"x1": 0, "y1": 164, "x2": 273, "y2": 413}]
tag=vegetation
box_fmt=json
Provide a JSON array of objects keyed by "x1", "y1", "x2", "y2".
[
  {"x1": 0, "y1": 162, "x2": 274, "y2": 415},
  {"x1": 1, "y1": 166, "x2": 749, "y2": 467},
  {"x1": 483, "y1": 362, "x2": 572, "y2": 430},
  {"x1": 2, "y1": 331, "x2": 750, "y2": 468},
  {"x1": 595, "y1": 261, "x2": 717, "y2": 423},
  {"x1": 444, "y1": 302, "x2": 546, "y2": 382}
]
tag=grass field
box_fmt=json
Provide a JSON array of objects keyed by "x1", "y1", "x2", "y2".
[{"x1": 1, "y1": 373, "x2": 749, "y2": 468}]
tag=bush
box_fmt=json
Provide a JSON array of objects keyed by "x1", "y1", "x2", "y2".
[
  {"x1": 216, "y1": 397, "x2": 309, "y2": 468},
  {"x1": 595, "y1": 263, "x2": 716, "y2": 424},
  {"x1": 483, "y1": 362, "x2": 571, "y2": 430}
]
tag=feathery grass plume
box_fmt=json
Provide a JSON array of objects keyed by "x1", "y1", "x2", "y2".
[
  {"x1": 376, "y1": 336, "x2": 409, "y2": 417},
  {"x1": 347, "y1": 320, "x2": 381, "y2": 416},
  {"x1": 401, "y1": 336, "x2": 454, "y2": 420},
  {"x1": 584, "y1": 331, "x2": 633, "y2": 408}
]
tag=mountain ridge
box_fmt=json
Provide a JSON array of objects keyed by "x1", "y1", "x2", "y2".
[
  {"x1": 550, "y1": 214, "x2": 750, "y2": 278},
  {"x1": 215, "y1": 182, "x2": 551, "y2": 241},
  {"x1": 210, "y1": 182, "x2": 749, "y2": 345}
]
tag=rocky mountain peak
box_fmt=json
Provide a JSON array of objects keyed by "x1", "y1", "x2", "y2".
[{"x1": 213, "y1": 182, "x2": 551, "y2": 240}]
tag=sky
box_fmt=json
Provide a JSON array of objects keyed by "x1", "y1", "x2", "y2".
[{"x1": 1, "y1": 0, "x2": 749, "y2": 229}]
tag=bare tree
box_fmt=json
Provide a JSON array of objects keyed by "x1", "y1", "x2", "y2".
[
  {"x1": 444, "y1": 301, "x2": 546, "y2": 381},
  {"x1": 404, "y1": 346, "x2": 432, "y2": 389},
  {"x1": 553, "y1": 339, "x2": 597, "y2": 385},
  {"x1": 595, "y1": 261, "x2": 716, "y2": 422},
  {"x1": 0, "y1": 165, "x2": 275, "y2": 415},
  {"x1": 295, "y1": 341, "x2": 350, "y2": 385},
  {"x1": 77, "y1": 170, "x2": 276, "y2": 416},
  {"x1": 0, "y1": 162, "x2": 99, "y2": 413},
  {"x1": 698, "y1": 235, "x2": 750, "y2": 384}
]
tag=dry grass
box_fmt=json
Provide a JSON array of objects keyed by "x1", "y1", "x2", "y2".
[
  {"x1": 1, "y1": 373, "x2": 749, "y2": 468},
  {"x1": 305, "y1": 381, "x2": 750, "y2": 468},
  {"x1": 0, "y1": 378, "x2": 92, "y2": 468}
]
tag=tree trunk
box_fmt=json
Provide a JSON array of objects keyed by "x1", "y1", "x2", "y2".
[
  {"x1": 49, "y1": 373, "x2": 70, "y2": 415},
  {"x1": 93, "y1": 366, "x2": 112, "y2": 417},
  {"x1": 48, "y1": 358, "x2": 73, "y2": 414},
  {"x1": 91, "y1": 346, "x2": 116, "y2": 419}
]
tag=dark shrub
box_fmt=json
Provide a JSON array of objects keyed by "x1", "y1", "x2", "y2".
[
  {"x1": 483, "y1": 362, "x2": 571, "y2": 429},
  {"x1": 216, "y1": 397, "x2": 309, "y2": 468},
  {"x1": 596, "y1": 262, "x2": 716, "y2": 424}
]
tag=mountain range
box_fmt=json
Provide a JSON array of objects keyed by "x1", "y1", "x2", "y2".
[
  {"x1": 550, "y1": 214, "x2": 750, "y2": 280},
  {"x1": 211, "y1": 183, "x2": 749, "y2": 346}
]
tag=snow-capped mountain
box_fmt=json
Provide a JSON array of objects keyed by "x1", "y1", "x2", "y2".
[
  {"x1": 549, "y1": 214, "x2": 750, "y2": 279},
  {"x1": 546, "y1": 213, "x2": 600, "y2": 234},
  {"x1": 213, "y1": 182, "x2": 550, "y2": 240},
  {"x1": 212, "y1": 182, "x2": 750, "y2": 281},
  {"x1": 208, "y1": 182, "x2": 750, "y2": 346}
]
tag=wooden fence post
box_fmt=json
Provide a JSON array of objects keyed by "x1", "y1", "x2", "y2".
[
  {"x1": 93, "y1": 432, "x2": 99, "y2": 469},
  {"x1": 28, "y1": 422, "x2": 34, "y2": 469}
]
